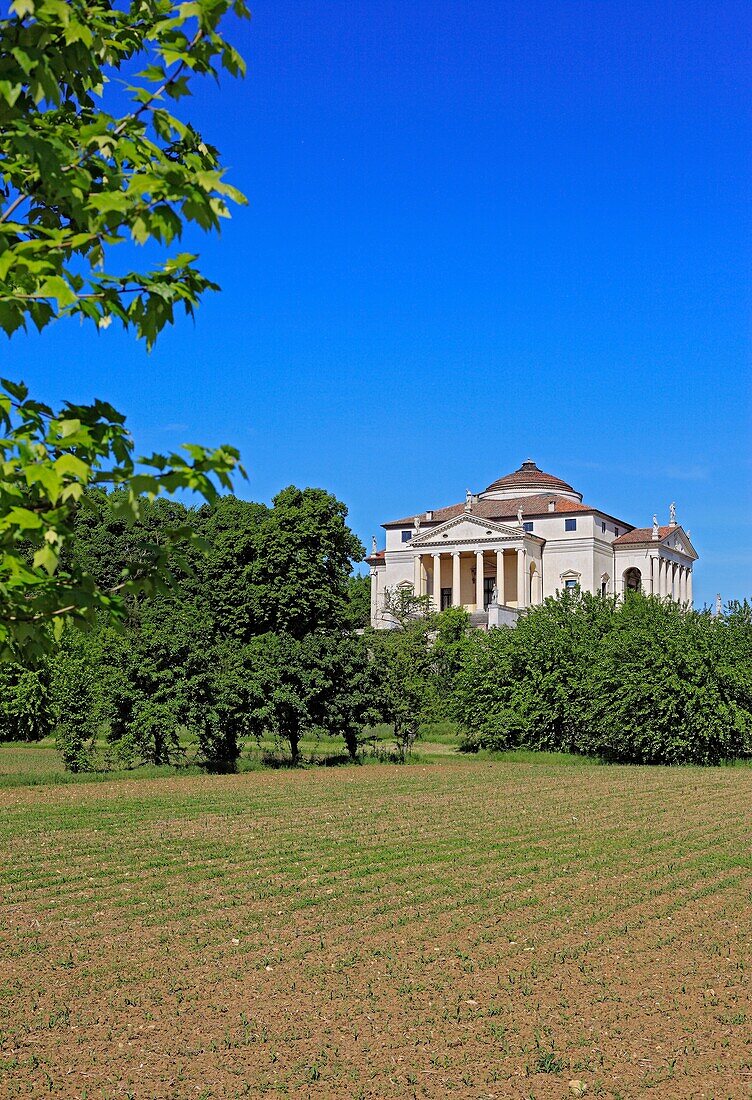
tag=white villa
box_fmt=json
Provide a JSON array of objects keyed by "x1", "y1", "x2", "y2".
[{"x1": 367, "y1": 460, "x2": 698, "y2": 628}]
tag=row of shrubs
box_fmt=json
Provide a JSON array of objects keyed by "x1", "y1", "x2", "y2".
[{"x1": 453, "y1": 592, "x2": 752, "y2": 765}]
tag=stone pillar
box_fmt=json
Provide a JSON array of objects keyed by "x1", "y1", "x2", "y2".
[
  {"x1": 687, "y1": 568, "x2": 693, "y2": 606},
  {"x1": 370, "y1": 568, "x2": 378, "y2": 624},
  {"x1": 475, "y1": 550, "x2": 485, "y2": 610},
  {"x1": 680, "y1": 566, "x2": 687, "y2": 604},
  {"x1": 452, "y1": 552, "x2": 461, "y2": 608},
  {"x1": 496, "y1": 549, "x2": 505, "y2": 606},
  {"x1": 432, "y1": 553, "x2": 442, "y2": 610},
  {"x1": 516, "y1": 547, "x2": 527, "y2": 608},
  {"x1": 657, "y1": 558, "x2": 664, "y2": 598}
]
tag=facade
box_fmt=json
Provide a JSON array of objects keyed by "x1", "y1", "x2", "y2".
[{"x1": 366, "y1": 460, "x2": 698, "y2": 629}]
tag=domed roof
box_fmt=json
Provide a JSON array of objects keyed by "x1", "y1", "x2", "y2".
[{"x1": 483, "y1": 460, "x2": 581, "y2": 500}]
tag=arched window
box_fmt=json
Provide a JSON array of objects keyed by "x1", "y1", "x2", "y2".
[{"x1": 624, "y1": 567, "x2": 641, "y2": 592}]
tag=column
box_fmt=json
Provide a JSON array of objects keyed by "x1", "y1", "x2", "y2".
[
  {"x1": 413, "y1": 554, "x2": 421, "y2": 595},
  {"x1": 670, "y1": 563, "x2": 677, "y2": 601},
  {"x1": 452, "y1": 552, "x2": 461, "y2": 608},
  {"x1": 432, "y1": 553, "x2": 442, "y2": 610},
  {"x1": 370, "y1": 568, "x2": 378, "y2": 624},
  {"x1": 496, "y1": 549, "x2": 505, "y2": 606},
  {"x1": 687, "y1": 568, "x2": 693, "y2": 607},
  {"x1": 475, "y1": 550, "x2": 484, "y2": 610},
  {"x1": 680, "y1": 566, "x2": 687, "y2": 604},
  {"x1": 516, "y1": 547, "x2": 527, "y2": 608},
  {"x1": 657, "y1": 558, "x2": 664, "y2": 598}
]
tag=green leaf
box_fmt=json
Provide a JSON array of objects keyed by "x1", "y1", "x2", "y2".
[{"x1": 38, "y1": 277, "x2": 77, "y2": 309}]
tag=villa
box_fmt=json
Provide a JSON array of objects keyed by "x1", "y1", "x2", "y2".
[{"x1": 366, "y1": 460, "x2": 698, "y2": 628}]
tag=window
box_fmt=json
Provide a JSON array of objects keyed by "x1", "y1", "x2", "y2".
[
  {"x1": 565, "y1": 518, "x2": 577, "y2": 532},
  {"x1": 601, "y1": 579, "x2": 608, "y2": 597},
  {"x1": 401, "y1": 529, "x2": 412, "y2": 543},
  {"x1": 523, "y1": 521, "x2": 534, "y2": 533},
  {"x1": 615, "y1": 527, "x2": 620, "y2": 537},
  {"x1": 441, "y1": 587, "x2": 452, "y2": 611},
  {"x1": 601, "y1": 521, "x2": 606, "y2": 534},
  {"x1": 564, "y1": 579, "x2": 578, "y2": 591}
]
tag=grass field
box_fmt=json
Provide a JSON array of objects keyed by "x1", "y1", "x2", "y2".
[{"x1": 2, "y1": 761, "x2": 751, "y2": 1098}]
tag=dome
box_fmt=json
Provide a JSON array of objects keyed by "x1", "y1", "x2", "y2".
[{"x1": 481, "y1": 460, "x2": 582, "y2": 502}]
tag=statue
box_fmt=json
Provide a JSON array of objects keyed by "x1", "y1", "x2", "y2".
[
  {"x1": 517, "y1": 506, "x2": 523, "y2": 526},
  {"x1": 413, "y1": 515, "x2": 421, "y2": 534},
  {"x1": 669, "y1": 501, "x2": 677, "y2": 525},
  {"x1": 490, "y1": 583, "x2": 499, "y2": 605},
  {"x1": 465, "y1": 488, "x2": 473, "y2": 511},
  {"x1": 715, "y1": 593, "x2": 722, "y2": 617},
  {"x1": 652, "y1": 514, "x2": 659, "y2": 539},
  {"x1": 371, "y1": 535, "x2": 377, "y2": 555}
]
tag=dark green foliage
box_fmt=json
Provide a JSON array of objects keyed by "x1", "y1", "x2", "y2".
[
  {"x1": 370, "y1": 620, "x2": 435, "y2": 760},
  {"x1": 344, "y1": 573, "x2": 371, "y2": 631},
  {"x1": 42, "y1": 484, "x2": 368, "y2": 771},
  {"x1": 455, "y1": 592, "x2": 752, "y2": 765},
  {"x1": 251, "y1": 486, "x2": 365, "y2": 638},
  {"x1": 584, "y1": 597, "x2": 752, "y2": 764},
  {"x1": 0, "y1": 661, "x2": 50, "y2": 741},
  {"x1": 243, "y1": 631, "x2": 377, "y2": 763}
]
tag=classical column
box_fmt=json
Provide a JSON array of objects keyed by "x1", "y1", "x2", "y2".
[
  {"x1": 687, "y1": 568, "x2": 693, "y2": 606},
  {"x1": 516, "y1": 547, "x2": 527, "y2": 608},
  {"x1": 657, "y1": 558, "x2": 664, "y2": 598},
  {"x1": 496, "y1": 549, "x2": 505, "y2": 606},
  {"x1": 413, "y1": 554, "x2": 421, "y2": 595},
  {"x1": 475, "y1": 550, "x2": 485, "y2": 610},
  {"x1": 432, "y1": 553, "x2": 442, "y2": 610},
  {"x1": 452, "y1": 552, "x2": 461, "y2": 608},
  {"x1": 680, "y1": 566, "x2": 687, "y2": 604},
  {"x1": 370, "y1": 568, "x2": 378, "y2": 624},
  {"x1": 671, "y1": 563, "x2": 677, "y2": 601}
]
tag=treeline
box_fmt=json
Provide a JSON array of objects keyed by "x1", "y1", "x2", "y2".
[
  {"x1": 454, "y1": 591, "x2": 752, "y2": 765},
  {"x1": 3, "y1": 487, "x2": 752, "y2": 771}
]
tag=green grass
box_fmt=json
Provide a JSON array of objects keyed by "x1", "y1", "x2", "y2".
[{"x1": 0, "y1": 724, "x2": 606, "y2": 789}]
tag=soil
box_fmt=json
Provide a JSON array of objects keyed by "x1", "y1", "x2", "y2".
[{"x1": 1, "y1": 763, "x2": 751, "y2": 1098}]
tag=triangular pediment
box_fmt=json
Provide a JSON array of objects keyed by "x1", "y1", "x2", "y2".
[
  {"x1": 411, "y1": 512, "x2": 527, "y2": 547},
  {"x1": 663, "y1": 525, "x2": 698, "y2": 560}
]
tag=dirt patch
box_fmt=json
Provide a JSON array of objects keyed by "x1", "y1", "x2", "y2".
[{"x1": 1, "y1": 763, "x2": 751, "y2": 1098}]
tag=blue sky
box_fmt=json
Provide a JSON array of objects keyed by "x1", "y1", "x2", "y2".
[{"x1": 7, "y1": 0, "x2": 751, "y2": 604}]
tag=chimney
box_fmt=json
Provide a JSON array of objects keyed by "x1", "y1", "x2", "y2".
[
  {"x1": 548, "y1": 500, "x2": 555, "y2": 512},
  {"x1": 425, "y1": 510, "x2": 433, "y2": 521}
]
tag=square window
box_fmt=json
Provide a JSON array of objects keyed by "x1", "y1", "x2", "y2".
[
  {"x1": 401, "y1": 530, "x2": 412, "y2": 543},
  {"x1": 523, "y1": 521, "x2": 534, "y2": 532},
  {"x1": 565, "y1": 518, "x2": 577, "y2": 532},
  {"x1": 564, "y1": 578, "x2": 578, "y2": 590}
]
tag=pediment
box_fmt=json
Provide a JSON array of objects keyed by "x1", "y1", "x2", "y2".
[{"x1": 411, "y1": 513, "x2": 525, "y2": 547}]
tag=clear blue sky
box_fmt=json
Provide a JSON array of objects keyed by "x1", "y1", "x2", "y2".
[{"x1": 7, "y1": 0, "x2": 752, "y2": 605}]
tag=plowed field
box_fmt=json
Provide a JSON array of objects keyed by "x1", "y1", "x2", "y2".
[{"x1": 1, "y1": 762, "x2": 751, "y2": 1098}]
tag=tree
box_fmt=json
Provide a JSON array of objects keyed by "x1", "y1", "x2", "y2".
[
  {"x1": 0, "y1": 0, "x2": 248, "y2": 344},
  {"x1": 378, "y1": 584, "x2": 432, "y2": 630},
  {"x1": 370, "y1": 619, "x2": 435, "y2": 760},
  {"x1": 0, "y1": 659, "x2": 50, "y2": 740},
  {"x1": 0, "y1": 1, "x2": 248, "y2": 659},
  {"x1": 0, "y1": 381, "x2": 241, "y2": 661},
  {"x1": 344, "y1": 572, "x2": 371, "y2": 631},
  {"x1": 252, "y1": 486, "x2": 365, "y2": 637}
]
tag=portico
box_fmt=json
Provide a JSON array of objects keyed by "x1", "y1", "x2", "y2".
[{"x1": 409, "y1": 513, "x2": 544, "y2": 612}]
